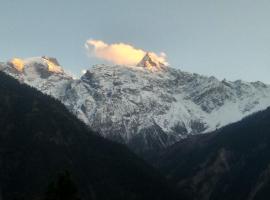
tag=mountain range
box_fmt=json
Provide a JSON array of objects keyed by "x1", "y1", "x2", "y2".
[
  {"x1": 2, "y1": 54, "x2": 270, "y2": 200},
  {"x1": 1, "y1": 54, "x2": 270, "y2": 153},
  {"x1": 0, "y1": 71, "x2": 179, "y2": 200}
]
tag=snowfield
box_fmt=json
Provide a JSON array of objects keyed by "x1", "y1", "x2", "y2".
[{"x1": 1, "y1": 55, "x2": 270, "y2": 152}]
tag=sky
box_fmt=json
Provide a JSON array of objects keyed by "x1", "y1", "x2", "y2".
[{"x1": 1, "y1": 0, "x2": 270, "y2": 82}]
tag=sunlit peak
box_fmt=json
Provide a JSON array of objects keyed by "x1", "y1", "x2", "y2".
[
  {"x1": 136, "y1": 52, "x2": 168, "y2": 71},
  {"x1": 10, "y1": 58, "x2": 25, "y2": 72},
  {"x1": 42, "y1": 57, "x2": 63, "y2": 73}
]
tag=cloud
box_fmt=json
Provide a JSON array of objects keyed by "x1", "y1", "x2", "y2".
[{"x1": 85, "y1": 39, "x2": 168, "y2": 66}]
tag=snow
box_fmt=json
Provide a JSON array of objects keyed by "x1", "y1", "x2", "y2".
[{"x1": 2, "y1": 57, "x2": 270, "y2": 150}]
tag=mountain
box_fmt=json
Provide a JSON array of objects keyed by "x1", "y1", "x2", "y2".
[
  {"x1": 1, "y1": 55, "x2": 270, "y2": 153},
  {"x1": 155, "y1": 107, "x2": 270, "y2": 200},
  {"x1": 136, "y1": 52, "x2": 167, "y2": 71},
  {"x1": 0, "y1": 71, "x2": 179, "y2": 200}
]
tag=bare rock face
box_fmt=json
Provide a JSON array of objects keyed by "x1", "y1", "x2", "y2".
[
  {"x1": 137, "y1": 52, "x2": 167, "y2": 71},
  {"x1": 42, "y1": 56, "x2": 60, "y2": 66},
  {"x1": 2, "y1": 57, "x2": 270, "y2": 153}
]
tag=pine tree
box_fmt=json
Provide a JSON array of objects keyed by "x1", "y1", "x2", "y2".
[{"x1": 44, "y1": 171, "x2": 81, "y2": 200}]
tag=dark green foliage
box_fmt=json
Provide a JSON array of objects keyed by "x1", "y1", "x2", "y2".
[
  {"x1": 156, "y1": 106, "x2": 270, "y2": 200},
  {"x1": 0, "y1": 72, "x2": 179, "y2": 200},
  {"x1": 44, "y1": 171, "x2": 81, "y2": 200}
]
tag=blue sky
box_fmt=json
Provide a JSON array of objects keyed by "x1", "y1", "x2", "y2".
[{"x1": 1, "y1": 0, "x2": 270, "y2": 82}]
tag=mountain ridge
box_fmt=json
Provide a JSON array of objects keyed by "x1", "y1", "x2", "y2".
[
  {"x1": 0, "y1": 71, "x2": 179, "y2": 200},
  {"x1": 155, "y1": 106, "x2": 270, "y2": 200},
  {"x1": 1, "y1": 56, "x2": 270, "y2": 153}
]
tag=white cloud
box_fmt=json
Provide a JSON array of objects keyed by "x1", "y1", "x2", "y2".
[{"x1": 85, "y1": 39, "x2": 168, "y2": 66}]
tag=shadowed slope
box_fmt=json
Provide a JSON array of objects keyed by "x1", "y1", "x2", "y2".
[
  {"x1": 156, "y1": 107, "x2": 270, "y2": 200},
  {"x1": 0, "y1": 72, "x2": 179, "y2": 200}
]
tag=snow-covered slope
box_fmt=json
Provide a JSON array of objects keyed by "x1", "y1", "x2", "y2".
[
  {"x1": 1, "y1": 54, "x2": 270, "y2": 152},
  {"x1": 0, "y1": 57, "x2": 72, "y2": 96}
]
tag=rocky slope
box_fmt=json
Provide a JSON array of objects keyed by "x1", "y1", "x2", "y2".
[
  {"x1": 155, "y1": 107, "x2": 270, "y2": 200},
  {"x1": 1, "y1": 54, "x2": 270, "y2": 152}
]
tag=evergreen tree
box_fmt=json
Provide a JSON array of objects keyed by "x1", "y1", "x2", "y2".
[{"x1": 44, "y1": 171, "x2": 81, "y2": 200}]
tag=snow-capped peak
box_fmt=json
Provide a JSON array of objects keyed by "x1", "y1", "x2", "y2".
[
  {"x1": 8, "y1": 56, "x2": 64, "y2": 74},
  {"x1": 8, "y1": 58, "x2": 25, "y2": 72},
  {"x1": 137, "y1": 52, "x2": 167, "y2": 71},
  {"x1": 1, "y1": 56, "x2": 72, "y2": 98},
  {"x1": 2, "y1": 57, "x2": 270, "y2": 153}
]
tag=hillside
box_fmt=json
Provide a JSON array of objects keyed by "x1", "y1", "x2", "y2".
[
  {"x1": 156, "y1": 107, "x2": 270, "y2": 200},
  {"x1": 0, "y1": 71, "x2": 179, "y2": 200}
]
